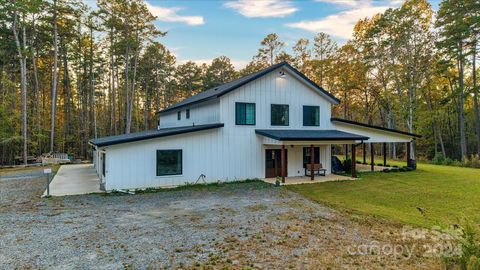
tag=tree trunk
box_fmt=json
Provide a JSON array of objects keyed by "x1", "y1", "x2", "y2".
[
  {"x1": 458, "y1": 41, "x2": 467, "y2": 161},
  {"x1": 124, "y1": 44, "x2": 131, "y2": 134},
  {"x1": 472, "y1": 46, "x2": 480, "y2": 156},
  {"x1": 12, "y1": 12, "x2": 28, "y2": 165},
  {"x1": 50, "y1": 0, "x2": 59, "y2": 153}
]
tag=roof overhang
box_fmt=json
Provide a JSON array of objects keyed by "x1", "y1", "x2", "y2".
[
  {"x1": 89, "y1": 123, "x2": 224, "y2": 147},
  {"x1": 255, "y1": 129, "x2": 369, "y2": 143},
  {"x1": 331, "y1": 118, "x2": 421, "y2": 143}
]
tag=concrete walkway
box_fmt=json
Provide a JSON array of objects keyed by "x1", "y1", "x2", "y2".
[{"x1": 44, "y1": 164, "x2": 102, "y2": 196}]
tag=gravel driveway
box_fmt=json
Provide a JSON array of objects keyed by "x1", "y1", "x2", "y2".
[{"x1": 0, "y1": 173, "x2": 441, "y2": 269}]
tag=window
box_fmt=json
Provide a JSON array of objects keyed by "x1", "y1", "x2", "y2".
[
  {"x1": 156, "y1": 150, "x2": 182, "y2": 176},
  {"x1": 186, "y1": 109, "x2": 190, "y2": 119},
  {"x1": 303, "y1": 106, "x2": 320, "y2": 126},
  {"x1": 271, "y1": 104, "x2": 289, "y2": 126},
  {"x1": 177, "y1": 111, "x2": 181, "y2": 120},
  {"x1": 303, "y1": 147, "x2": 320, "y2": 168},
  {"x1": 235, "y1": 102, "x2": 255, "y2": 125}
]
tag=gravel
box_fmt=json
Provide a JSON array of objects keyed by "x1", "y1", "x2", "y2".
[{"x1": 0, "y1": 173, "x2": 442, "y2": 269}]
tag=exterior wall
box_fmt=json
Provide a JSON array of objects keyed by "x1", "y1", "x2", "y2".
[
  {"x1": 332, "y1": 122, "x2": 413, "y2": 143},
  {"x1": 219, "y1": 67, "x2": 333, "y2": 129},
  {"x1": 159, "y1": 100, "x2": 220, "y2": 128},
  {"x1": 102, "y1": 67, "x2": 338, "y2": 190}
]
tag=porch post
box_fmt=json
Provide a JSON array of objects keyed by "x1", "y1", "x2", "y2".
[
  {"x1": 351, "y1": 144, "x2": 357, "y2": 178},
  {"x1": 363, "y1": 143, "x2": 366, "y2": 164},
  {"x1": 310, "y1": 144, "x2": 314, "y2": 181},
  {"x1": 383, "y1": 142, "x2": 387, "y2": 166},
  {"x1": 370, "y1": 143, "x2": 375, "y2": 171},
  {"x1": 281, "y1": 144, "x2": 286, "y2": 183},
  {"x1": 406, "y1": 142, "x2": 411, "y2": 167}
]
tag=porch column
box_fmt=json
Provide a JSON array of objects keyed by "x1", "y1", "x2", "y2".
[
  {"x1": 370, "y1": 143, "x2": 375, "y2": 171},
  {"x1": 281, "y1": 144, "x2": 286, "y2": 183},
  {"x1": 363, "y1": 143, "x2": 366, "y2": 164},
  {"x1": 351, "y1": 144, "x2": 357, "y2": 178},
  {"x1": 310, "y1": 144, "x2": 314, "y2": 181},
  {"x1": 406, "y1": 142, "x2": 411, "y2": 167},
  {"x1": 383, "y1": 142, "x2": 387, "y2": 166}
]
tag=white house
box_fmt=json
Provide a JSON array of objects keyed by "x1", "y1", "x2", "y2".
[{"x1": 89, "y1": 62, "x2": 420, "y2": 191}]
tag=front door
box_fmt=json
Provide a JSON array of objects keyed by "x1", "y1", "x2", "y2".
[{"x1": 265, "y1": 149, "x2": 288, "y2": 178}]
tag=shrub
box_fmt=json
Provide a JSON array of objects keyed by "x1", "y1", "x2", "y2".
[
  {"x1": 383, "y1": 169, "x2": 390, "y2": 173},
  {"x1": 445, "y1": 222, "x2": 480, "y2": 270},
  {"x1": 443, "y1": 157, "x2": 454, "y2": 166},
  {"x1": 390, "y1": 168, "x2": 399, "y2": 172},
  {"x1": 393, "y1": 165, "x2": 399, "y2": 168},
  {"x1": 385, "y1": 164, "x2": 391, "y2": 167},
  {"x1": 432, "y1": 152, "x2": 446, "y2": 165},
  {"x1": 377, "y1": 163, "x2": 384, "y2": 166}
]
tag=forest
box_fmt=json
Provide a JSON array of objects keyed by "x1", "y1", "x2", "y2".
[{"x1": 0, "y1": 0, "x2": 479, "y2": 166}]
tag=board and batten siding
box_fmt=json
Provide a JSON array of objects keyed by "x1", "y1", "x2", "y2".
[
  {"x1": 159, "y1": 99, "x2": 220, "y2": 128},
  {"x1": 102, "y1": 67, "x2": 336, "y2": 190}
]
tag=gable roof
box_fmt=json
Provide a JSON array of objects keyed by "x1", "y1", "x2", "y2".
[
  {"x1": 331, "y1": 118, "x2": 421, "y2": 138},
  {"x1": 159, "y1": 61, "x2": 340, "y2": 114},
  {"x1": 89, "y1": 123, "x2": 224, "y2": 147}
]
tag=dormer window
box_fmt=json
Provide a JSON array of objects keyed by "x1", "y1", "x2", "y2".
[{"x1": 177, "y1": 111, "x2": 181, "y2": 120}]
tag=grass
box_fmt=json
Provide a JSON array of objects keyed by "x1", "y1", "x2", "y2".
[{"x1": 286, "y1": 163, "x2": 480, "y2": 228}]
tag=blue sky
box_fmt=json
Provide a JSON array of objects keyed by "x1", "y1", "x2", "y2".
[{"x1": 115, "y1": 0, "x2": 441, "y2": 69}]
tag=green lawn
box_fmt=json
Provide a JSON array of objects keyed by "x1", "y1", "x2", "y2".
[{"x1": 287, "y1": 163, "x2": 480, "y2": 227}]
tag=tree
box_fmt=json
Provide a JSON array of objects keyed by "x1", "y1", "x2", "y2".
[
  {"x1": 436, "y1": 0, "x2": 473, "y2": 160},
  {"x1": 254, "y1": 33, "x2": 285, "y2": 66},
  {"x1": 312, "y1": 32, "x2": 337, "y2": 87},
  {"x1": 203, "y1": 56, "x2": 236, "y2": 89}
]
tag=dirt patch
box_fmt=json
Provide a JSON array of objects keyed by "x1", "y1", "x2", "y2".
[{"x1": 0, "y1": 176, "x2": 443, "y2": 269}]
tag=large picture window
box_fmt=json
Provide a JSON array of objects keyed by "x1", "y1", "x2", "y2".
[
  {"x1": 303, "y1": 106, "x2": 320, "y2": 126},
  {"x1": 235, "y1": 102, "x2": 255, "y2": 125},
  {"x1": 156, "y1": 150, "x2": 182, "y2": 176},
  {"x1": 271, "y1": 104, "x2": 289, "y2": 126}
]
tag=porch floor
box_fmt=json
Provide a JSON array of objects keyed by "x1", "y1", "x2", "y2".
[{"x1": 262, "y1": 174, "x2": 355, "y2": 186}]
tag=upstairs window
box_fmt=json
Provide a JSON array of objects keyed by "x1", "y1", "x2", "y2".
[
  {"x1": 235, "y1": 102, "x2": 255, "y2": 125},
  {"x1": 177, "y1": 111, "x2": 181, "y2": 120},
  {"x1": 186, "y1": 109, "x2": 190, "y2": 119},
  {"x1": 271, "y1": 104, "x2": 289, "y2": 126},
  {"x1": 156, "y1": 150, "x2": 182, "y2": 176},
  {"x1": 303, "y1": 106, "x2": 320, "y2": 126}
]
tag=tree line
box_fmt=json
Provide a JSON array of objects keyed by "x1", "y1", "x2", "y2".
[{"x1": 0, "y1": 0, "x2": 479, "y2": 165}]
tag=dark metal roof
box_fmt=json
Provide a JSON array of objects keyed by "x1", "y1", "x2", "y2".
[
  {"x1": 89, "y1": 123, "x2": 224, "y2": 147},
  {"x1": 331, "y1": 118, "x2": 421, "y2": 138},
  {"x1": 255, "y1": 129, "x2": 369, "y2": 141},
  {"x1": 159, "y1": 61, "x2": 340, "y2": 113}
]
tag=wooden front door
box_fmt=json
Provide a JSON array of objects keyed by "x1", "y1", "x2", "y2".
[{"x1": 265, "y1": 149, "x2": 287, "y2": 178}]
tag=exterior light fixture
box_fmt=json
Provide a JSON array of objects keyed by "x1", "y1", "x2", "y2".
[{"x1": 278, "y1": 71, "x2": 286, "y2": 78}]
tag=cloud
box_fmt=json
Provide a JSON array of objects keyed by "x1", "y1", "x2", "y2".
[
  {"x1": 286, "y1": 5, "x2": 390, "y2": 39},
  {"x1": 224, "y1": 0, "x2": 298, "y2": 18},
  {"x1": 146, "y1": 2, "x2": 204, "y2": 26},
  {"x1": 314, "y1": 0, "x2": 365, "y2": 7}
]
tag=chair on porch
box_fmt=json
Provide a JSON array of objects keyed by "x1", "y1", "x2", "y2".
[{"x1": 305, "y1": 163, "x2": 327, "y2": 177}]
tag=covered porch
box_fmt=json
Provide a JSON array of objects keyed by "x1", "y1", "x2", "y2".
[{"x1": 255, "y1": 129, "x2": 369, "y2": 182}]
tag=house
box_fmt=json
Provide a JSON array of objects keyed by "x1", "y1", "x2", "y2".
[{"x1": 89, "y1": 62, "x2": 420, "y2": 191}]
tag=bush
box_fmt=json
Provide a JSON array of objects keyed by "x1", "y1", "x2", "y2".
[
  {"x1": 383, "y1": 168, "x2": 391, "y2": 173},
  {"x1": 445, "y1": 222, "x2": 480, "y2": 270},
  {"x1": 432, "y1": 152, "x2": 446, "y2": 165},
  {"x1": 377, "y1": 163, "x2": 384, "y2": 166},
  {"x1": 393, "y1": 165, "x2": 399, "y2": 168}
]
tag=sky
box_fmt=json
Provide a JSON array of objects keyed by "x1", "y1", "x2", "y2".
[{"x1": 93, "y1": 0, "x2": 442, "y2": 70}]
